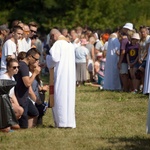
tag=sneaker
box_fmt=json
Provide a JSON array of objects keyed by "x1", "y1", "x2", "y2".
[
  {"x1": 98, "y1": 85, "x2": 103, "y2": 90},
  {"x1": 131, "y1": 89, "x2": 138, "y2": 94}
]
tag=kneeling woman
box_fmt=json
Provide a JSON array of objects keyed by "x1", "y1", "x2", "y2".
[{"x1": 0, "y1": 58, "x2": 24, "y2": 132}]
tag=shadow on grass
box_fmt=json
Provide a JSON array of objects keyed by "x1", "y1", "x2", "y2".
[
  {"x1": 97, "y1": 136, "x2": 150, "y2": 150},
  {"x1": 77, "y1": 88, "x2": 123, "y2": 94}
]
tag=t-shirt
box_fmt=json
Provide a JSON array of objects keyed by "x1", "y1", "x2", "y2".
[
  {"x1": 75, "y1": 46, "x2": 89, "y2": 63},
  {"x1": 99, "y1": 58, "x2": 106, "y2": 77},
  {"x1": 0, "y1": 39, "x2": 16, "y2": 71},
  {"x1": 139, "y1": 35, "x2": 150, "y2": 60},
  {"x1": 86, "y1": 43, "x2": 93, "y2": 60},
  {"x1": 14, "y1": 61, "x2": 29, "y2": 106},
  {"x1": 120, "y1": 38, "x2": 129, "y2": 63},
  {"x1": 95, "y1": 40, "x2": 104, "y2": 51},
  {"x1": 18, "y1": 38, "x2": 31, "y2": 53},
  {"x1": 126, "y1": 43, "x2": 139, "y2": 62}
]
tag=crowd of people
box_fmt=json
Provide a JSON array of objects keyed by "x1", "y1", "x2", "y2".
[{"x1": 1, "y1": 20, "x2": 150, "y2": 132}]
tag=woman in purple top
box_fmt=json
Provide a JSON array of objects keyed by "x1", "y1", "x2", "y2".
[
  {"x1": 118, "y1": 23, "x2": 133, "y2": 92},
  {"x1": 126, "y1": 33, "x2": 140, "y2": 92}
]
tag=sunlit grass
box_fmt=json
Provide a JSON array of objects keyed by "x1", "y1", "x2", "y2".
[{"x1": 0, "y1": 76, "x2": 150, "y2": 150}]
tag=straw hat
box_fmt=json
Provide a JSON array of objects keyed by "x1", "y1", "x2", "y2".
[{"x1": 132, "y1": 33, "x2": 140, "y2": 40}]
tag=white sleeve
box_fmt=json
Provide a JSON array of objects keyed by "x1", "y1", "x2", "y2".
[{"x1": 46, "y1": 55, "x2": 56, "y2": 69}]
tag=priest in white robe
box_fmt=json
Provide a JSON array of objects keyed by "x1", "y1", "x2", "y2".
[{"x1": 46, "y1": 29, "x2": 76, "y2": 128}]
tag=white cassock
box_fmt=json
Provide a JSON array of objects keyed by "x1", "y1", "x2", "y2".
[
  {"x1": 46, "y1": 40, "x2": 76, "y2": 128},
  {"x1": 144, "y1": 44, "x2": 150, "y2": 134}
]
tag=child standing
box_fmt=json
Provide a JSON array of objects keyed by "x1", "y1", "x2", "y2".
[{"x1": 126, "y1": 33, "x2": 140, "y2": 93}]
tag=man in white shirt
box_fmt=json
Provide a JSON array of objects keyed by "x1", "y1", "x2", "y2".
[
  {"x1": 0, "y1": 26, "x2": 23, "y2": 75},
  {"x1": 19, "y1": 24, "x2": 31, "y2": 52}
]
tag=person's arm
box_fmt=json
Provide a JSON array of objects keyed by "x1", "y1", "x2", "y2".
[
  {"x1": 133, "y1": 56, "x2": 139, "y2": 65},
  {"x1": 95, "y1": 41, "x2": 101, "y2": 54},
  {"x1": 91, "y1": 45, "x2": 95, "y2": 62},
  {"x1": 126, "y1": 53, "x2": 130, "y2": 66},
  {"x1": 117, "y1": 49, "x2": 125, "y2": 70},
  {"x1": 39, "y1": 84, "x2": 49, "y2": 92},
  {"x1": 11, "y1": 94, "x2": 20, "y2": 106},
  {"x1": 28, "y1": 86, "x2": 41, "y2": 104},
  {"x1": 46, "y1": 42, "x2": 61, "y2": 69},
  {"x1": 86, "y1": 54, "x2": 88, "y2": 68},
  {"x1": 94, "y1": 61, "x2": 100, "y2": 74},
  {"x1": 142, "y1": 43, "x2": 150, "y2": 60},
  {"x1": 22, "y1": 66, "x2": 41, "y2": 88}
]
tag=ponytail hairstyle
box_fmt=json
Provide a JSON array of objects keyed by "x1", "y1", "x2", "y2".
[
  {"x1": 6, "y1": 57, "x2": 18, "y2": 70},
  {"x1": 17, "y1": 51, "x2": 26, "y2": 61}
]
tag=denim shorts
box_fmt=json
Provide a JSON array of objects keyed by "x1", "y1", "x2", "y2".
[
  {"x1": 119, "y1": 63, "x2": 128, "y2": 74},
  {"x1": 139, "y1": 60, "x2": 146, "y2": 69},
  {"x1": 98, "y1": 74, "x2": 104, "y2": 86},
  {"x1": 129, "y1": 60, "x2": 140, "y2": 68}
]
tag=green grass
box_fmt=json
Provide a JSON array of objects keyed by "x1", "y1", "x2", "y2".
[{"x1": 0, "y1": 78, "x2": 150, "y2": 150}]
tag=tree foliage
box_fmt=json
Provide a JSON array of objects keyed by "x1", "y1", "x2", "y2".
[{"x1": 0, "y1": 0, "x2": 150, "y2": 32}]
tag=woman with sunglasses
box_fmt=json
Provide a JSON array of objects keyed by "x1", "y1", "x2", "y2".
[{"x1": 0, "y1": 58, "x2": 24, "y2": 132}]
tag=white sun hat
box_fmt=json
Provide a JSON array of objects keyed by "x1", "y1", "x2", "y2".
[{"x1": 123, "y1": 23, "x2": 133, "y2": 30}]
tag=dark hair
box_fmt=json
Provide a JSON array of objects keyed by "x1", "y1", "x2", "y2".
[
  {"x1": 113, "y1": 26, "x2": 121, "y2": 33},
  {"x1": 31, "y1": 34, "x2": 38, "y2": 40},
  {"x1": 12, "y1": 25, "x2": 23, "y2": 32},
  {"x1": 28, "y1": 21, "x2": 38, "y2": 28},
  {"x1": 11, "y1": 20, "x2": 22, "y2": 27},
  {"x1": 17, "y1": 51, "x2": 26, "y2": 61},
  {"x1": 139, "y1": 25, "x2": 147, "y2": 30},
  {"x1": 6, "y1": 58, "x2": 18, "y2": 69},
  {"x1": 26, "y1": 48, "x2": 41, "y2": 57}
]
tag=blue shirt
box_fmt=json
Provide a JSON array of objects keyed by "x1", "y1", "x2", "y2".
[{"x1": 75, "y1": 46, "x2": 89, "y2": 63}]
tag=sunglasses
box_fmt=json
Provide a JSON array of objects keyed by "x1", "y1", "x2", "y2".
[
  {"x1": 30, "y1": 29, "x2": 37, "y2": 34},
  {"x1": 24, "y1": 30, "x2": 30, "y2": 34},
  {"x1": 31, "y1": 55, "x2": 39, "y2": 61},
  {"x1": 12, "y1": 66, "x2": 19, "y2": 69}
]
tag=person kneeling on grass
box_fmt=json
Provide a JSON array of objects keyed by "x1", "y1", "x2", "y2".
[
  {"x1": 29, "y1": 63, "x2": 49, "y2": 126},
  {"x1": 86, "y1": 51, "x2": 106, "y2": 90},
  {"x1": 0, "y1": 58, "x2": 23, "y2": 132},
  {"x1": 14, "y1": 48, "x2": 41, "y2": 129}
]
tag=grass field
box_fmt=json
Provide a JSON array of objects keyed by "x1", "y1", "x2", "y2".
[{"x1": 0, "y1": 79, "x2": 150, "y2": 150}]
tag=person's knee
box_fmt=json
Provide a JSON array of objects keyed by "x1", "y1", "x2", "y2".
[{"x1": 18, "y1": 106, "x2": 24, "y2": 117}]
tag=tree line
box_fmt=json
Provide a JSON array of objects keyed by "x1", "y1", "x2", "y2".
[{"x1": 0, "y1": 0, "x2": 149, "y2": 33}]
